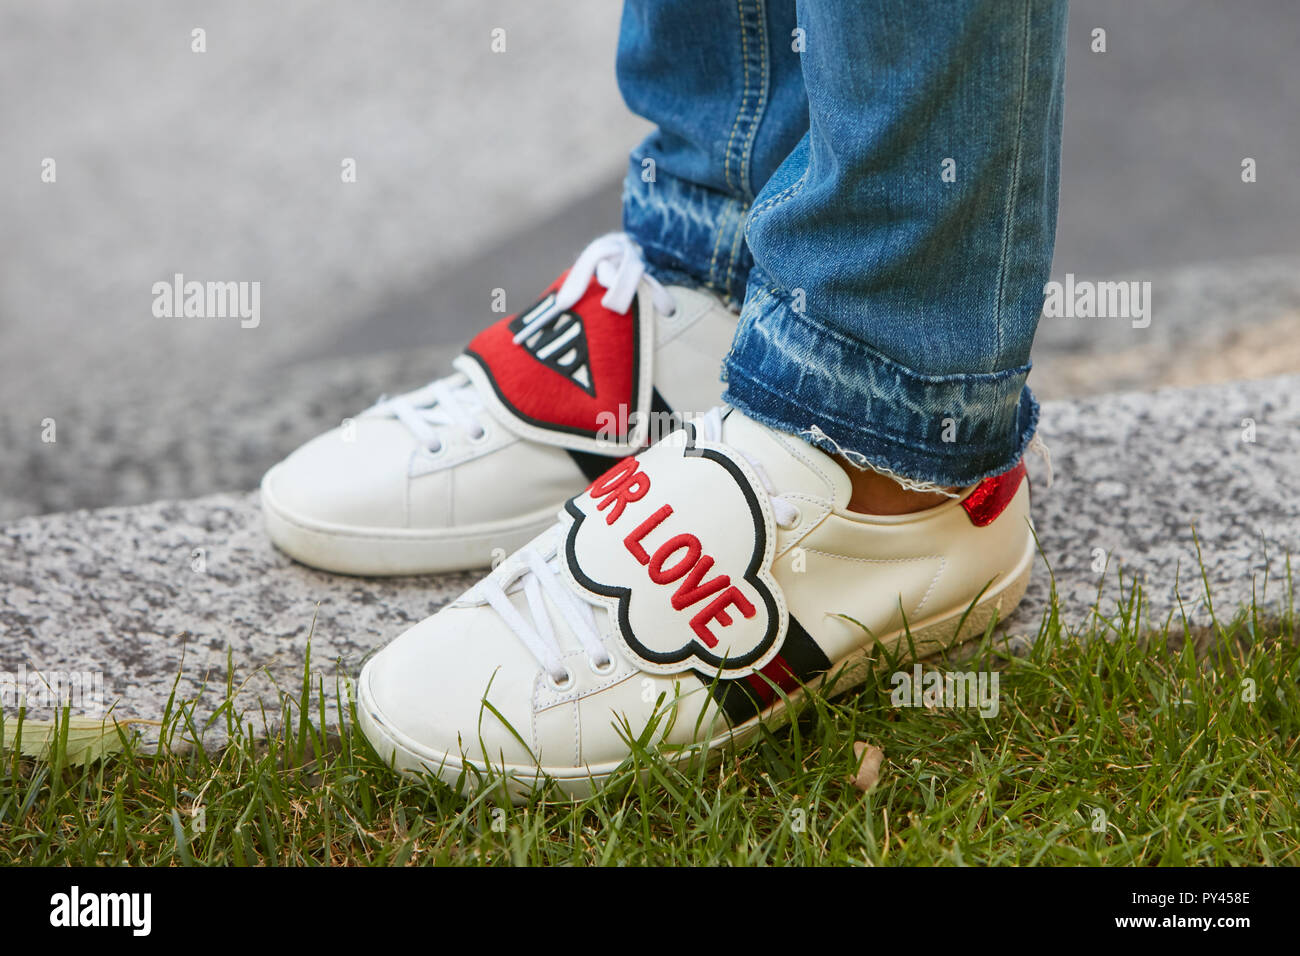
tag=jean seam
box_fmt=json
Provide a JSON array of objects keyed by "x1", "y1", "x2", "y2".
[
  {"x1": 740, "y1": 0, "x2": 770, "y2": 200},
  {"x1": 623, "y1": 154, "x2": 755, "y2": 304},
  {"x1": 712, "y1": 0, "x2": 768, "y2": 295},
  {"x1": 708, "y1": 201, "x2": 746, "y2": 297},
  {"x1": 744, "y1": 165, "x2": 808, "y2": 236},
  {"x1": 992, "y1": 0, "x2": 1033, "y2": 366},
  {"x1": 721, "y1": 0, "x2": 755, "y2": 199},
  {"x1": 648, "y1": 234, "x2": 730, "y2": 302},
  {"x1": 725, "y1": 215, "x2": 749, "y2": 299},
  {"x1": 712, "y1": 0, "x2": 751, "y2": 292},
  {"x1": 727, "y1": 0, "x2": 770, "y2": 297}
]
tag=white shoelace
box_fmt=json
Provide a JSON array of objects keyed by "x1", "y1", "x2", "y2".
[
  {"x1": 470, "y1": 407, "x2": 799, "y2": 684},
  {"x1": 378, "y1": 375, "x2": 485, "y2": 453},
  {"x1": 475, "y1": 540, "x2": 609, "y2": 686},
  {"x1": 374, "y1": 234, "x2": 675, "y2": 454}
]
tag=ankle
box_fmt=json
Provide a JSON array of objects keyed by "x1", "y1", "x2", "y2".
[{"x1": 832, "y1": 455, "x2": 955, "y2": 515}]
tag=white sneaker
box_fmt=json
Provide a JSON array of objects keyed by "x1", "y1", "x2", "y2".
[
  {"x1": 261, "y1": 234, "x2": 737, "y2": 575},
  {"x1": 356, "y1": 406, "x2": 1036, "y2": 800}
]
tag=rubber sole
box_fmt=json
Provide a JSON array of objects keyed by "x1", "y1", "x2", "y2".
[
  {"x1": 260, "y1": 467, "x2": 561, "y2": 576},
  {"x1": 356, "y1": 535, "x2": 1036, "y2": 801}
]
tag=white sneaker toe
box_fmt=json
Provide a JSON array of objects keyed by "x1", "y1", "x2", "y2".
[
  {"x1": 261, "y1": 232, "x2": 740, "y2": 576},
  {"x1": 261, "y1": 418, "x2": 431, "y2": 575}
]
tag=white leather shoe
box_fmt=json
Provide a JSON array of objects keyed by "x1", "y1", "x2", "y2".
[
  {"x1": 261, "y1": 234, "x2": 737, "y2": 575},
  {"x1": 356, "y1": 406, "x2": 1036, "y2": 800}
]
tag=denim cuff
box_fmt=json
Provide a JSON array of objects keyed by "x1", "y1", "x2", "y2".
[
  {"x1": 722, "y1": 268, "x2": 1039, "y2": 488},
  {"x1": 621, "y1": 155, "x2": 753, "y2": 309}
]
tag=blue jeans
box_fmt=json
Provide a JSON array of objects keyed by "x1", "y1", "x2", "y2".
[{"x1": 619, "y1": 0, "x2": 1067, "y2": 487}]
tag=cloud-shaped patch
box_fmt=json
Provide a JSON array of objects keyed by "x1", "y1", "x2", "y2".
[{"x1": 561, "y1": 423, "x2": 787, "y2": 679}]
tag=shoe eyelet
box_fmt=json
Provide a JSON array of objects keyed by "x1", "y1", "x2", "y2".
[
  {"x1": 588, "y1": 654, "x2": 618, "y2": 677},
  {"x1": 468, "y1": 424, "x2": 491, "y2": 445},
  {"x1": 777, "y1": 507, "x2": 802, "y2": 530},
  {"x1": 546, "y1": 669, "x2": 575, "y2": 692},
  {"x1": 424, "y1": 439, "x2": 445, "y2": 457}
]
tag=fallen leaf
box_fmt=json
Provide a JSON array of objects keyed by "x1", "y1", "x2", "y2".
[
  {"x1": 1, "y1": 715, "x2": 151, "y2": 766},
  {"x1": 851, "y1": 741, "x2": 885, "y2": 792}
]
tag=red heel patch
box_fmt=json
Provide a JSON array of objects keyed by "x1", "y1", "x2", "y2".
[{"x1": 961, "y1": 461, "x2": 1027, "y2": 527}]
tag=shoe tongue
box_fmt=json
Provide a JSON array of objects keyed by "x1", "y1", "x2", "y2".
[{"x1": 719, "y1": 409, "x2": 853, "y2": 510}]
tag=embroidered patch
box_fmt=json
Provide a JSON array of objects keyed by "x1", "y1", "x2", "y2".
[
  {"x1": 459, "y1": 271, "x2": 653, "y2": 450},
  {"x1": 559, "y1": 424, "x2": 788, "y2": 679},
  {"x1": 507, "y1": 292, "x2": 596, "y2": 396}
]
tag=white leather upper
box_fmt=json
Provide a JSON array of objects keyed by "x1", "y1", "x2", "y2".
[
  {"x1": 360, "y1": 409, "x2": 1035, "y2": 771},
  {"x1": 263, "y1": 279, "x2": 738, "y2": 539}
]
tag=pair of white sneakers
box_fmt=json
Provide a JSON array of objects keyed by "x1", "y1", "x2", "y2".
[{"x1": 262, "y1": 234, "x2": 1035, "y2": 801}]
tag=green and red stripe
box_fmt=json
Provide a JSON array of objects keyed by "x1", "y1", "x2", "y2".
[{"x1": 698, "y1": 615, "x2": 832, "y2": 724}]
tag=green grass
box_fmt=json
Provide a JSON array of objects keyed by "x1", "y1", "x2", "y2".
[{"x1": 1, "y1": 574, "x2": 1297, "y2": 866}]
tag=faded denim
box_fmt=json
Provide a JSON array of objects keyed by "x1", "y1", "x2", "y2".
[{"x1": 619, "y1": 0, "x2": 1067, "y2": 486}]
